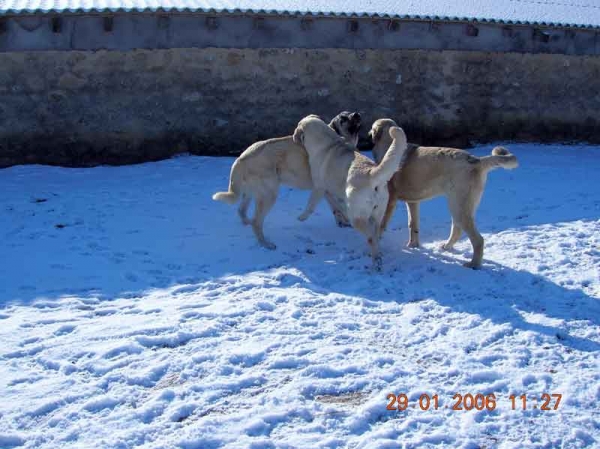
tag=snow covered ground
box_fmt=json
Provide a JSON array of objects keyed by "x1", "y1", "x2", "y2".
[{"x1": 0, "y1": 143, "x2": 599, "y2": 449}]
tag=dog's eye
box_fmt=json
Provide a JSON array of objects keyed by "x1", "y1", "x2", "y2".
[{"x1": 340, "y1": 117, "x2": 348, "y2": 122}]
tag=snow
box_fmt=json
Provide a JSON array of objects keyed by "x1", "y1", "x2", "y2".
[
  {"x1": 2, "y1": 0, "x2": 600, "y2": 29},
  {"x1": 0, "y1": 143, "x2": 599, "y2": 448}
]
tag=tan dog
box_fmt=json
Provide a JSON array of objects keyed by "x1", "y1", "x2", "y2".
[
  {"x1": 213, "y1": 112, "x2": 361, "y2": 249},
  {"x1": 293, "y1": 115, "x2": 408, "y2": 270},
  {"x1": 370, "y1": 118, "x2": 518, "y2": 269}
]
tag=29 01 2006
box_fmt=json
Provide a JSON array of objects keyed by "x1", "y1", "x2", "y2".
[
  {"x1": 386, "y1": 393, "x2": 498, "y2": 411},
  {"x1": 386, "y1": 393, "x2": 563, "y2": 411}
]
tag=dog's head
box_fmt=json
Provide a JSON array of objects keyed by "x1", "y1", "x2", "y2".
[
  {"x1": 293, "y1": 115, "x2": 339, "y2": 149},
  {"x1": 368, "y1": 118, "x2": 398, "y2": 146},
  {"x1": 305, "y1": 114, "x2": 323, "y2": 121},
  {"x1": 368, "y1": 118, "x2": 400, "y2": 163},
  {"x1": 329, "y1": 111, "x2": 361, "y2": 146}
]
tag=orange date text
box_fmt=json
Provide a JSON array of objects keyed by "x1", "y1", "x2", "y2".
[{"x1": 386, "y1": 393, "x2": 562, "y2": 411}]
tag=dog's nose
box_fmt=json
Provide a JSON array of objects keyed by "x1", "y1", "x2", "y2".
[{"x1": 350, "y1": 112, "x2": 361, "y2": 122}]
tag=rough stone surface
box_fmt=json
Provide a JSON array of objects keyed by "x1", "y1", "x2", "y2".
[{"x1": 0, "y1": 48, "x2": 599, "y2": 167}]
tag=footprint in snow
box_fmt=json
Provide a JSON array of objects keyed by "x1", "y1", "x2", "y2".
[
  {"x1": 172, "y1": 285, "x2": 202, "y2": 295},
  {"x1": 94, "y1": 309, "x2": 117, "y2": 317},
  {"x1": 54, "y1": 324, "x2": 77, "y2": 336},
  {"x1": 143, "y1": 308, "x2": 162, "y2": 315},
  {"x1": 166, "y1": 263, "x2": 182, "y2": 271},
  {"x1": 125, "y1": 272, "x2": 139, "y2": 282},
  {"x1": 180, "y1": 311, "x2": 201, "y2": 321},
  {"x1": 21, "y1": 337, "x2": 42, "y2": 345}
]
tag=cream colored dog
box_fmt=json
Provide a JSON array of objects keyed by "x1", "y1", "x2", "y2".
[
  {"x1": 213, "y1": 112, "x2": 361, "y2": 249},
  {"x1": 293, "y1": 115, "x2": 408, "y2": 270},
  {"x1": 370, "y1": 118, "x2": 518, "y2": 269}
]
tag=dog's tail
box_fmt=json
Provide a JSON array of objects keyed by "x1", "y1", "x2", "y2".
[
  {"x1": 369, "y1": 126, "x2": 408, "y2": 186},
  {"x1": 212, "y1": 158, "x2": 244, "y2": 205},
  {"x1": 479, "y1": 146, "x2": 519, "y2": 173}
]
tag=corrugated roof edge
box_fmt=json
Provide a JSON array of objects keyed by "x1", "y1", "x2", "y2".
[{"x1": 0, "y1": 7, "x2": 598, "y2": 29}]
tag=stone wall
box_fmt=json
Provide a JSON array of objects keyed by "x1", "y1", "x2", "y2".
[{"x1": 1, "y1": 47, "x2": 599, "y2": 167}]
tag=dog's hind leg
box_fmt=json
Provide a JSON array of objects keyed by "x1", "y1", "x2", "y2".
[
  {"x1": 237, "y1": 194, "x2": 252, "y2": 226},
  {"x1": 461, "y1": 219, "x2": 484, "y2": 269},
  {"x1": 324, "y1": 193, "x2": 350, "y2": 228},
  {"x1": 298, "y1": 189, "x2": 324, "y2": 222},
  {"x1": 406, "y1": 202, "x2": 420, "y2": 248},
  {"x1": 252, "y1": 192, "x2": 278, "y2": 250},
  {"x1": 441, "y1": 219, "x2": 462, "y2": 250},
  {"x1": 448, "y1": 193, "x2": 484, "y2": 269},
  {"x1": 379, "y1": 191, "x2": 397, "y2": 234}
]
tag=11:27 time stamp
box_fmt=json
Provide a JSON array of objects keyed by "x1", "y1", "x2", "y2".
[{"x1": 386, "y1": 393, "x2": 563, "y2": 411}]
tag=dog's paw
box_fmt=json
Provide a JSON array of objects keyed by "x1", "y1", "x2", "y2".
[
  {"x1": 372, "y1": 256, "x2": 383, "y2": 272},
  {"x1": 463, "y1": 261, "x2": 481, "y2": 270},
  {"x1": 261, "y1": 241, "x2": 277, "y2": 250},
  {"x1": 406, "y1": 241, "x2": 420, "y2": 248},
  {"x1": 333, "y1": 211, "x2": 351, "y2": 228},
  {"x1": 297, "y1": 213, "x2": 310, "y2": 222}
]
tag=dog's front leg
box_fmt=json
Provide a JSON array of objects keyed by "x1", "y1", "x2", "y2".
[
  {"x1": 406, "y1": 202, "x2": 420, "y2": 247},
  {"x1": 368, "y1": 216, "x2": 383, "y2": 271},
  {"x1": 380, "y1": 183, "x2": 397, "y2": 234},
  {"x1": 324, "y1": 192, "x2": 351, "y2": 227},
  {"x1": 353, "y1": 216, "x2": 383, "y2": 271},
  {"x1": 298, "y1": 189, "x2": 325, "y2": 221}
]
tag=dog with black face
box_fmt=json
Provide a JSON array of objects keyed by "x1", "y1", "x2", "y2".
[
  {"x1": 213, "y1": 111, "x2": 361, "y2": 250},
  {"x1": 330, "y1": 111, "x2": 361, "y2": 146},
  {"x1": 293, "y1": 115, "x2": 408, "y2": 270}
]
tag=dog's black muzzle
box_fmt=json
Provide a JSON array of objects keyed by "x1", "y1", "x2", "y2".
[{"x1": 348, "y1": 112, "x2": 362, "y2": 134}]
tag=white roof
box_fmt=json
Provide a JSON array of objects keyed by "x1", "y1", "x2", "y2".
[{"x1": 1, "y1": 0, "x2": 600, "y2": 29}]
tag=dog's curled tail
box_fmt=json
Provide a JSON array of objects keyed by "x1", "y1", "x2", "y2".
[
  {"x1": 212, "y1": 159, "x2": 244, "y2": 205},
  {"x1": 479, "y1": 146, "x2": 519, "y2": 173},
  {"x1": 369, "y1": 126, "x2": 408, "y2": 186}
]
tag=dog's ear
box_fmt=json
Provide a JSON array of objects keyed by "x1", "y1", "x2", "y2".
[
  {"x1": 293, "y1": 126, "x2": 304, "y2": 145},
  {"x1": 370, "y1": 123, "x2": 383, "y2": 143},
  {"x1": 330, "y1": 120, "x2": 340, "y2": 136}
]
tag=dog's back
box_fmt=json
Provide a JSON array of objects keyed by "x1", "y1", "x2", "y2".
[
  {"x1": 237, "y1": 136, "x2": 313, "y2": 190},
  {"x1": 390, "y1": 145, "x2": 517, "y2": 203},
  {"x1": 391, "y1": 147, "x2": 473, "y2": 201}
]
